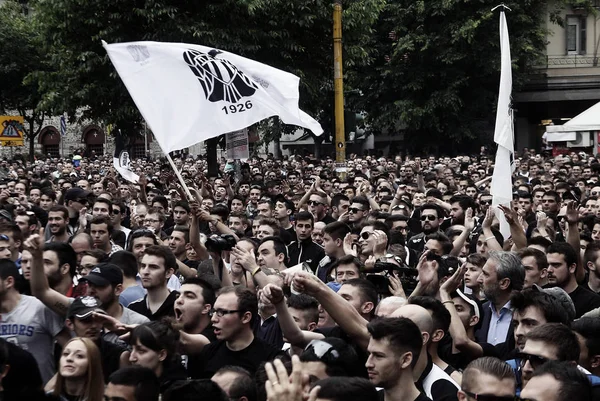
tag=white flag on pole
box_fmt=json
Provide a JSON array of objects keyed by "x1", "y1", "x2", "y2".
[
  {"x1": 490, "y1": 11, "x2": 515, "y2": 239},
  {"x1": 102, "y1": 41, "x2": 323, "y2": 153}
]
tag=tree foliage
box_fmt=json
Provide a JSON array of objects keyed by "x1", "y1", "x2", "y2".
[
  {"x1": 33, "y1": 0, "x2": 385, "y2": 141},
  {"x1": 353, "y1": 0, "x2": 569, "y2": 154},
  {"x1": 0, "y1": 1, "x2": 48, "y2": 160}
]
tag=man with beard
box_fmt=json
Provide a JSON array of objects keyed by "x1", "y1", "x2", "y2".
[
  {"x1": 365, "y1": 317, "x2": 430, "y2": 401},
  {"x1": 449, "y1": 195, "x2": 475, "y2": 226},
  {"x1": 46, "y1": 205, "x2": 72, "y2": 243},
  {"x1": 475, "y1": 251, "x2": 525, "y2": 353},
  {"x1": 0, "y1": 259, "x2": 68, "y2": 384},
  {"x1": 546, "y1": 242, "x2": 600, "y2": 317},
  {"x1": 188, "y1": 286, "x2": 281, "y2": 379},
  {"x1": 408, "y1": 204, "x2": 444, "y2": 254}
]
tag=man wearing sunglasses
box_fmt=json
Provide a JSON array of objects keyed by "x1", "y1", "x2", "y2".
[
  {"x1": 517, "y1": 323, "x2": 581, "y2": 393},
  {"x1": 520, "y1": 361, "x2": 593, "y2": 401},
  {"x1": 407, "y1": 204, "x2": 444, "y2": 254}
]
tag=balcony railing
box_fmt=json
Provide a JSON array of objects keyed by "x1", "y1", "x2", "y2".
[{"x1": 537, "y1": 55, "x2": 600, "y2": 69}]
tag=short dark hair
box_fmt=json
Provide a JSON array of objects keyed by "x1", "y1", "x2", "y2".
[
  {"x1": 90, "y1": 215, "x2": 113, "y2": 234},
  {"x1": 342, "y1": 278, "x2": 378, "y2": 314},
  {"x1": 152, "y1": 195, "x2": 169, "y2": 211},
  {"x1": 571, "y1": 317, "x2": 600, "y2": 361},
  {"x1": 0, "y1": 259, "x2": 20, "y2": 281},
  {"x1": 210, "y1": 204, "x2": 230, "y2": 221},
  {"x1": 127, "y1": 229, "x2": 159, "y2": 252},
  {"x1": 173, "y1": 200, "x2": 190, "y2": 213},
  {"x1": 324, "y1": 221, "x2": 351, "y2": 241},
  {"x1": 295, "y1": 211, "x2": 314, "y2": 224},
  {"x1": 351, "y1": 195, "x2": 370, "y2": 210},
  {"x1": 142, "y1": 245, "x2": 177, "y2": 272},
  {"x1": 511, "y1": 288, "x2": 570, "y2": 326},
  {"x1": 182, "y1": 277, "x2": 216, "y2": 306},
  {"x1": 312, "y1": 377, "x2": 378, "y2": 401},
  {"x1": 409, "y1": 296, "x2": 451, "y2": 335},
  {"x1": 529, "y1": 361, "x2": 592, "y2": 401},
  {"x1": 93, "y1": 198, "x2": 113, "y2": 214},
  {"x1": 421, "y1": 203, "x2": 443, "y2": 218},
  {"x1": 108, "y1": 251, "x2": 140, "y2": 279},
  {"x1": 543, "y1": 190, "x2": 561, "y2": 203},
  {"x1": 518, "y1": 247, "x2": 549, "y2": 271},
  {"x1": 214, "y1": 366, "x2": 256, "y2": 401},
  {"x1": 331, "y1": 194, "x2": 350, "y2": 209},
  {"x1": 44, "y1": 242, "x2": 77, "y2": 277},
  {"x1": 108, "y1": 366, "x2": 160, "y2": 401},
  {"x1": 162, "y1": 379, "x2": 228, "y2": 401},
  {"x1": 526, "y1": 323, "x2": 580, "y2": 362},
  {"x1": 48, "y1": 205, "x2": 69, "y2": 220},
  {"x1": 425, "y1": 232, "x2": 453, "y2": 255},
  {"x1": 217, "y1": 286, "x2": 258, "y2": 326},
  {"x1": 287, "y1": 294, "x2": 319, "y2": 325},
  {"x1": 367, "y1": 317, "x2": 422, "y2": 367},
  {"x1": 259, "y1": 236, "x2": 289, "y2": 266},
  {"x1": 547, "y1": 242, "x2": 578, "y2": 269}
]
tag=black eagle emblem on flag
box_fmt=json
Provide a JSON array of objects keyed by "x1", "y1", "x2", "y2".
[{"x1": 183, "y1": 49, "x2": 259, "y2": 104}]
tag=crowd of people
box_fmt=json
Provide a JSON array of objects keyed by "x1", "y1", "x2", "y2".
[{"x1": 0, "y1": 149, "x2": 599, "y2": 401}]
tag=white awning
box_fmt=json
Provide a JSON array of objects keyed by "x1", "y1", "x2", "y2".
[
  {"x1": 545, "y1": 131, "x2": 577, "y2": 142},
  {"x1": 545, "y1": 101, "x2": 600, "y2": 136}
]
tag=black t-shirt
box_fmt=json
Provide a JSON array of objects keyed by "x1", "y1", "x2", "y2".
[
  {"x1": 443, "y1": 342, "x2": 499, "y2": 371},
  {"x1": 98, "y1": 338, "x2": 128, "y2": 383},
  {"x1": 128, "y1": 290, "x2": 179, "y2": 320},
  {"x1": 1, "y1": 338, "x2": 43, "y2": 398},
  {"x1": 569, "y1": 285, "x2": 600, "y2": 318},
  {"x1": 189, "y1": 336, "x2": 282, "y2": 379}
]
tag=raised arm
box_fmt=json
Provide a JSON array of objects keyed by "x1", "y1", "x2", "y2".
[
  {"x1": 24, "y1": 232, "x2": 72, "y2": 317},
  {"x1": 292, "y1": 272, "x2": 370, "y2": 350},
  {"x1": 565, "y1": 201, "x2": 585, "y2": 283},
  {"x1": 261, "y1": 284, "x2": 323, "y2": 348},
  {"x1": 189, "y1": 202, "x2": 209, "y2": 261},
  {"x1": 481, "y1": 208, "x2": 502, "y2": 252},
  {"x1": 439, "y1": 265, "x2": 483, "y2": 358},
  {"x1": 498, "y1": 205, "x2": 527, "y2": 251},
  {"x1": 450, "y1": 208, "x2": 474, "y2": 256}
]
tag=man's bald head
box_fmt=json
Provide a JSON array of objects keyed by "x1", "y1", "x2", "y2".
[{"x1": 391, "y1": 304, "x2": 434, "y2": 336}]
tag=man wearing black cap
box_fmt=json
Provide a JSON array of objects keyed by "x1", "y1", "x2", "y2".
[
  {"x1": 65, "y1": 296, "x2": 130, "y2": 382},
  {"x1": 80, "y1": 263, "x2": 149, "y2": 326}
]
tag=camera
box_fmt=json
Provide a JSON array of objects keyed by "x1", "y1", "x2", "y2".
[
  {"x1": 205, "y1": 234, "x2": 237, "y2": 253},
  {"x1": 366, "y1": 262, "x2": 418, "y2": 296}
]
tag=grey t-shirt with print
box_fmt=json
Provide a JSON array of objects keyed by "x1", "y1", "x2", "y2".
[{"x1": 0, "y1": 295, "x2": 64, "y2": 383}]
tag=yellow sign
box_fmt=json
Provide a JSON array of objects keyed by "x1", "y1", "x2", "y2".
[{"x1": 0, "y1": 116, "x2": 25, "y2": 146}]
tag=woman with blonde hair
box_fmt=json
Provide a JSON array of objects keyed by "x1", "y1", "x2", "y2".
[{"x1": 52, "y1": 337, "x2": 104, "y2": 401}]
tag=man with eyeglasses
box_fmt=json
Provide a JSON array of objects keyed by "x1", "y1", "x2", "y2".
[
  {"x1": 457, "y1": 357, "x2": 516, "y2": 401},
  {"x1": 63, "y1": 187, "x2": 91, "y2": 230},
  {"x1": 189, "y1": 285, "x2": 281, "y2": 379}
]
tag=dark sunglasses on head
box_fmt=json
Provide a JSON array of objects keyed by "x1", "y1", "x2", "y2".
[
  {"x1": 462, "y1": 390, "x2": 521, "y2": 401},
  {"x1": 420, "y1": 215, "x2": 437, "y2": 221},
  {"x1": 0, "y1": 234, "x2": 9, "y2": 241},
  {"x1": 349, "y1": 207, "x2": 363, "y2": 214},
  {"x1": 517, "y1": 352, "x2": 551, "y2": 370}
]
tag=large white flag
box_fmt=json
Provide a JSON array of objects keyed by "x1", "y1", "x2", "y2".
[
  {"x1": 490, "y1": 11, "x2": 515, "y2": 239},
  {"x1": 102, "y1": 41, "x2": 323, "y2": 153}
]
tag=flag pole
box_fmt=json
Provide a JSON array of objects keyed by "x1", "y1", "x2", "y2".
[{"x1": 164, "y1": 152, "x2": 194, "y2": 200}]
